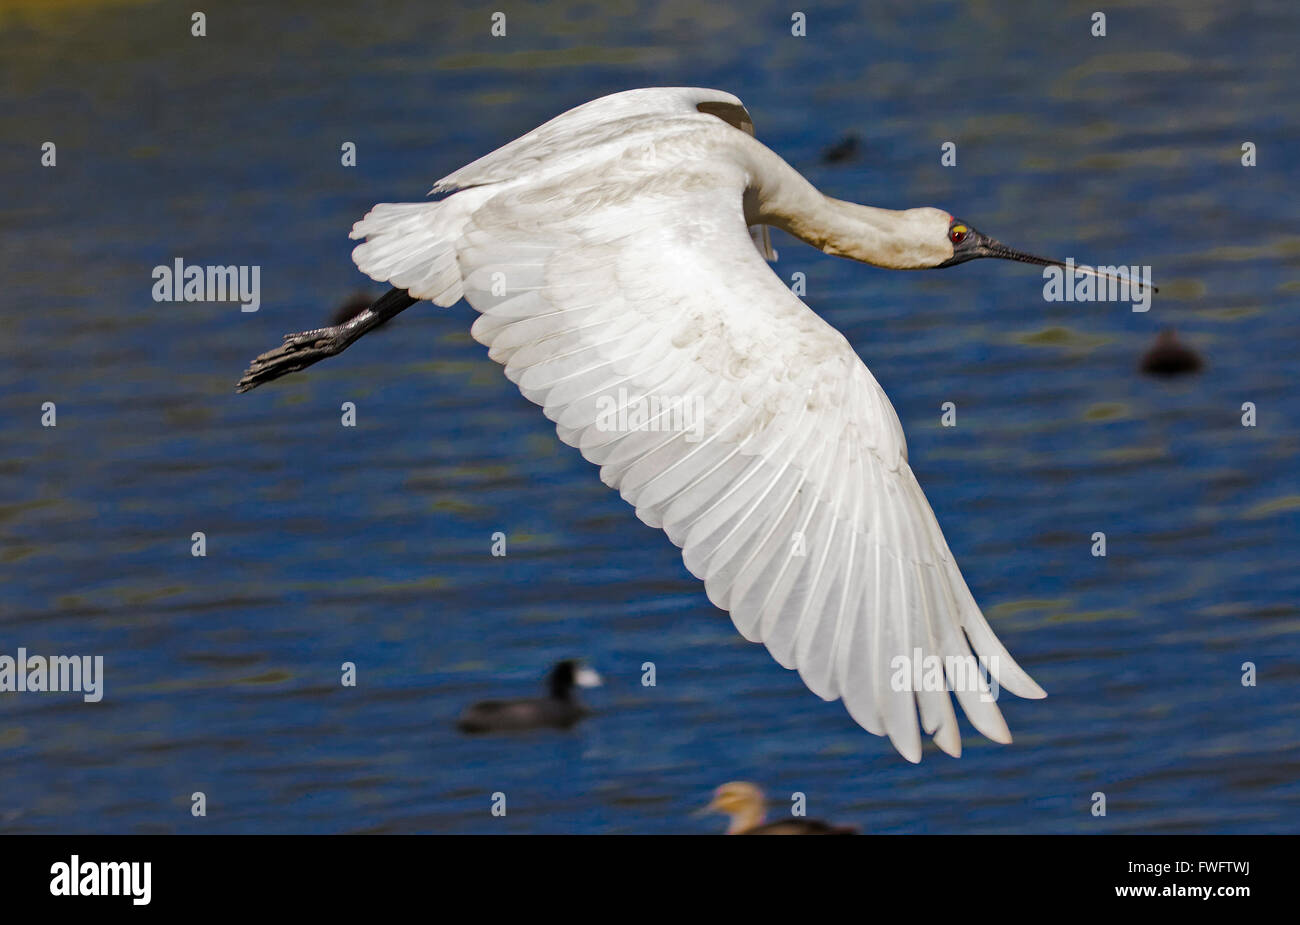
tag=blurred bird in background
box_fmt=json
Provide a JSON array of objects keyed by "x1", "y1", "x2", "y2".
[
  {"x1": 456, "y1": 660, "x2": 603, "y2": 733},
  {"x1": 703, "y1": 782, "x2": 857, "y2": 834}
]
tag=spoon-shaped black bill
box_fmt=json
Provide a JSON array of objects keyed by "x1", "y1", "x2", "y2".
[{"x1": 983, "y1": 240, "x2": 1158, "y2": 294}]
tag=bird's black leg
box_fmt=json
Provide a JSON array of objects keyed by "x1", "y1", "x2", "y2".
[{"x1": 235, "y1": 287, "x2": 418, "y2": 393}]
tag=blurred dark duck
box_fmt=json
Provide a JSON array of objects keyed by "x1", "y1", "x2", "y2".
[
  {"x1": 456, "y1": 660, "x2": 603, "y2": 733},
  {"x1": 820, "y1": 132, "x2": 862, "y2": 164},
  {"x1": 704, "y1": 782, "x2": 857, "y2": 835},
  {"x1": 1140, "y1": 328, "x2": 1203, "y2": 376}
]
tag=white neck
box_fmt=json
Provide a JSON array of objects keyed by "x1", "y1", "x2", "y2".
[{"x1": 739, "y1": 138, "x2": 951, "y2": 269}]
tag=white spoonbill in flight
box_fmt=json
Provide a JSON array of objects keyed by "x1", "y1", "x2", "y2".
[{"x1": 239, "y1": 88, "x2": 1133, "y2": 762}]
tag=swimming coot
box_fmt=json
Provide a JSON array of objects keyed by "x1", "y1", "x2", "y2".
[
  {"x1": 456, "y1": 660, "x2": 603, "y2": 733},
  {"x1": 704, "y1": 782, "x2": 857, "y2": 835}
]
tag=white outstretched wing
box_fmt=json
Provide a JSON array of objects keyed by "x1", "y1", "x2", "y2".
[
  {"x1": 352, "y1": 89, "x2": 1044, "y2": 761},
  {"x1": 432, "y1": 87, "x2": 757, "y2": 194},
  {"x1": 432, "y1": 87, "x2": 778, "y2": 262}
]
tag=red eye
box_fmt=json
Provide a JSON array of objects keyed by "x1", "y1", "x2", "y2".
[{"x1": 949, "y1": 226, "x2": 969, "y2": 245}]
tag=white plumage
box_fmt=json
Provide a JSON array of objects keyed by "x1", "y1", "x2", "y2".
[{"x1": 347, "y1": 88, "x2": 1046, "y2": 762}]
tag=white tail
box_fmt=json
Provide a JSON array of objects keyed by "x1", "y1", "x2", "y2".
[{"x1": 349, "y1": 190, "x2": 492, "y2": 306}]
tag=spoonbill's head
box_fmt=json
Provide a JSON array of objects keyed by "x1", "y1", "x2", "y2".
[
  {"x1": 934, "y1": 214, "x2": 1149, "y2": 290},
  {"x1": 937, "y1": 215, "x2": 1063, "y2": 269}
]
